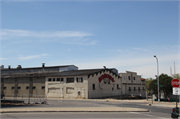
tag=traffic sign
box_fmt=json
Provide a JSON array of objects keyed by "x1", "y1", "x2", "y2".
[
  {"x1": 173, "y1": 88, "x2": 180, "y2": 95},
  {"x1": 171, "y1": 79, "x2": 180, "y2": 88}
]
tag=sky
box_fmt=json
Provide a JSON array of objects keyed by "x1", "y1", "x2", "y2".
[{"x1": 0, "y1": 0, "x2": 179, "y2": 78}]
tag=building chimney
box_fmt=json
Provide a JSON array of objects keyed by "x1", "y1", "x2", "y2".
[
  {"x1": 17, "y1": 65, "x2": 22, "y2": 69},
  {"x1": 42, "y1": 63, "x2": 45, "y2": 67},
  {"x1": 8, "y1": 65, "x2": 11, "y2": 69}
]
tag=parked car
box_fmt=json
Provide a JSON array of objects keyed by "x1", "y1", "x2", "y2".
[{"x1": 171, "y1": 107, "x2": 179, "y2": 118}]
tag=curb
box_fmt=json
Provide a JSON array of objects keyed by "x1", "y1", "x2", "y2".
[{"x1": 1, "y1": 110, "x2": 149, "y2": 113}]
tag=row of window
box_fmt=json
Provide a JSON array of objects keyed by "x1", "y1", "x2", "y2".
[
  {"x1": 128, "y1": 76, "x2": 136, "y2": 80},
  {"x1": 48, "y1": 77, "x2": 83, "y2": 83},
  {"x1": 92, "y1": 84, "x2": 120, "y2": 90},
  {"x1": 128, "y1": 87, "x2": 145, "y2": 91},
  {"x1": 3, "y1": 86, "x2": 45, "y2": 90},
  {"x1": 48, "y1": 78, "x2": 64, "y2": 82}
]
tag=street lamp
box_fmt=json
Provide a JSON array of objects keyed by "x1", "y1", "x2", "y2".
[{"x1": 154, "y1": 55, "x2": 160, "y2": 102}]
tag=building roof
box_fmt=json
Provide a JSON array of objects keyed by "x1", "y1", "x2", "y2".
[
  {"x1": 1, "y1": 68, "x2": 121, "y2": 79},
  {"x1": 1, "y1": 65, "x2": 78, "y2": 71},
  {"x1": 45, "y1": 68, "x2": 118, "y2": 77},
  {"x1": 141, "y1": 78, "x2": 146, "y2": 81}
]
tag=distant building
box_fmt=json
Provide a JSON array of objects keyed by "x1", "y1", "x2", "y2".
[
  {"x1": 119, "y1": 71, "x2": 146, "y2": 98},
  {"x1": 1, "y1": 64, "x2": 145, "y2": 99}
]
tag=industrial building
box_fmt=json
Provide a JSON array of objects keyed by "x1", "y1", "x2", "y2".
[{"x1": 1, "y1": 64, "x2": 146, "y2": 99}]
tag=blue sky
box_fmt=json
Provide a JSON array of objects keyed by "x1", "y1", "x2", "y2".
[{"x1": 0, "y1": 0, "x2": 179, "y2": 78}]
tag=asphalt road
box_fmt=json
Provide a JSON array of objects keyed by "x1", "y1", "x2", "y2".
[{"x1": 1, "y1": 99, "x2": 173, "y2": 119}]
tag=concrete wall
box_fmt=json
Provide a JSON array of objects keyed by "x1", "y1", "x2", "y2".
[
  {"x1": 45, "y1": 76, "x2": 88, "y2": 99},
  {"x1": 2, "y1": 77, "x2": 45, "y2": 97},
  {"x1": 88, "y1": 70, "x2": 121, "y2": 99}
]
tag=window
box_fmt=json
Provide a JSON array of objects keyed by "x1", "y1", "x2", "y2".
[
  {"x1": 128, "y1": 87, "x2": 131, "y2": 91},
  {"x1": 26, "y1": 87, "x2": 29, "y2": 89},
  {"x1": 76, "y1": 77, "x2": 83, "y2": 83},
  {"x1": 48, "y1": 78, "x2": 51, "y2": 82},
  {"x1": 112, "y1": 87, "x2": 114, "y2": 91},
  {"x1": 57, "y1": 78, "x2": 60, "y2": 81},
  {"x1": 53, "y1": 78, "x2": 55, "y2": 81},
  {"x1": 138, "y1": 87, "x2": 140, "y2": 91},
  {"x1": 67, "y1": 78, "x2": 74, "y2": 83},
  {"x1": 128, "y1": 76, "x2": 130, "y2": 80},
  {"x1": 18, "y1": 87, "x2": 21, "y2": 89},
  {"x1": 78, "y1": 91, "x2": 81, "y2": 95},
  {"x1": 134, "y1": 87, "x2": 136, "y2": 91},
  {"x1": 11, "y1": 87, "x2": 14, "y2": 89},
  {"x1": 134, "y1": 77, "x2": 135, "y2": 80},
  {"x1": 93, "y1": 84, "x2": 95, "y2": 90},
  {"x1": 33, "y1": 86, "x2": 36, "y2": 89},
  {"x1": 3, "y1": 87, "x2": 6, "y2": 89},
  {"x1": 117, "y1": 84, "x2": 120, "y2": 89},
  {"x1": 61, "y1": 78, "x2": 64, "y2": 82},
  {"x1": 42, "y1": 86, "x2": 45, "y2": 89},
  {"x1": 142, "y1": 87, "x2": 145, "y2": 91}
]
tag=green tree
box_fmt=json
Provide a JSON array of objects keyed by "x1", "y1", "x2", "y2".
[
  {"x1": 145, "y1": 78, "x2": 153, "y2": 91},
  {"x1": 159, "y1": 74, "x2": 173, "y2": 98},
  {"x1": 149, "y1": 79, "x2": 158, "y2": 97},
  {"x1": 149, "y1": 73, "x2": 173, "y2": 98}
]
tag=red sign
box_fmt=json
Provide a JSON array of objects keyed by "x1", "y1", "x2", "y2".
[
  {"x1": 98, "y1": 74, "x2": 115, "y2": 83},
  {"x1": 171, "y1": 79, "x2": 180, "y2": 87}
]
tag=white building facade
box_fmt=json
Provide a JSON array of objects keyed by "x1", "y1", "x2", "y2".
[{"x1": 45, "y1": 68, "x2": 121, "y2": 99}]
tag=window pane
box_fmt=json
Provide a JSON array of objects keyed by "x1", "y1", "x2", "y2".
[
  {"x1": 61, "y1": 78, "x2": 64, "y2": 82},
  {"x1": 57, "y1": 78, "x2": 60, "y2": 81},
  {"x1": 67, "y1": 78, "x2": 74, "y2": 83}
]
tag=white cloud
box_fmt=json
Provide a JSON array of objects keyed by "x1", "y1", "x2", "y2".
[
  {"x1": 0, "y1": 58, "x2": 7, "y2": 60},
  {"x1": 74, "y1": 54, "x2": 179, "y2": 78},
  {"x1": 1, "y1": 29, "x2": 96, "y2": 45},
  {"x1": 17, "y1": 54, "x2": 48, "y2": 60},
  {"x1": 2, "y1": 29, "x2": 92, "y2": 38}
]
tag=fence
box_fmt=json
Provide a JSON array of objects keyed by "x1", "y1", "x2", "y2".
[{"x1": 1, "y1": 94, "x2": 47, "y2": 104}]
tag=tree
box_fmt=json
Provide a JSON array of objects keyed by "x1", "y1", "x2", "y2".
[
  {"x1": 149, "y1": 79, "x2": 158, "y2": 97},
  {"x1": 159, "y1": 74, "x2": 173, "y2": 98},
  {"x1": 148, "y1": 73, "x2": 173, "y2": 98},
  {"x1": 145, "y1": 78, "x2": 153, "y2": 91}
]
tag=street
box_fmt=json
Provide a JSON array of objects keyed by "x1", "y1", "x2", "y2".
[{"x1": 1, "y1": 99, "x2": 173, "y2": 119}]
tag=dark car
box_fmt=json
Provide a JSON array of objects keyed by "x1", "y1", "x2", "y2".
[{"x1": 171, "y1": 107, "x2": 179, "y2": 118}]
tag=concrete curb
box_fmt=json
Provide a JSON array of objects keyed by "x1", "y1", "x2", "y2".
[
  {"x1": 1, "y1": 110, "x2": 149, "y2": 113},
  {"x1": 0, "y1": 107, "x2": 149, "y2": 113}
]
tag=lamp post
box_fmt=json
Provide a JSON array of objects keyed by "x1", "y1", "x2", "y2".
[{"x1": 154, "y1": 55, "x2": 160, "y2": 102}]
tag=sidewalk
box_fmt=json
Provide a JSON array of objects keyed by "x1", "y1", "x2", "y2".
[{"x1": 0, "y1": 107, "x2": 149, "y2": 113}]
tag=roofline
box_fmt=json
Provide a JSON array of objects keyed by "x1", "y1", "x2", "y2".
[{"x1": 1, "y1": 65, "x2": 78, "y2": 71}]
